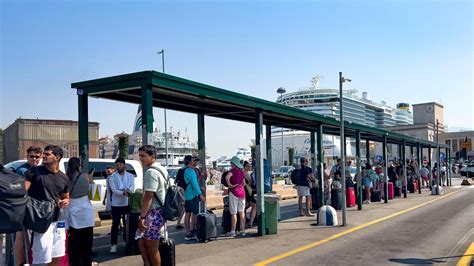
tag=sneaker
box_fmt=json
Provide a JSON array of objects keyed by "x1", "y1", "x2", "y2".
[
  {"x1": 184, "y1": 234, "x2": 196, "y2": 241},
  {"x1": 240, "y1": 230, "x2": 246, "y2": 236},
  {"x1": 226, "y1": 231, "x2": 236, "y2": 238},
  {"x1": 110, "y1": 245, "x2": 117, "y2": 254}
]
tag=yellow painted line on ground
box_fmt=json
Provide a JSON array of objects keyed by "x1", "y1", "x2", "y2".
[
  {"x1": 255, "y1": 190, "x2": 461, "y2": 266},
  {"x1": 456, "y1": 242, "x2": 474, "y2": 266}
]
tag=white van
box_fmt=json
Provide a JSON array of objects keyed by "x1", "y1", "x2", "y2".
[{"x1": 4, "y1": 158, "x2": 144, "y2": 211}]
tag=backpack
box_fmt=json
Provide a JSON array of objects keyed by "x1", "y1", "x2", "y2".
[
  {"x1": 150, "y1": 166, "x2": 185, "y2": 221},
  {"x1": 0, "y1": 167, "x2": 27, "y2": 233},
  {"x1": 23, "y1": 167, "x2": 58, "y2": 233},
  {"x1": 175, "y1": 167, "x2": 188, "y2": 190},
  {"x1": 220, "y1": 171, "x2": 230, "y2": 187},
  {"x1": 290, "y1": 169, "x2": 301, "y2": 185}
]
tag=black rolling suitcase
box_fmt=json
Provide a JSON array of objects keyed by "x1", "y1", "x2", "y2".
[
  {"x1": 124, "y1": 212, "x2": 140, "y2": 255},
  {"x1": 311, "y1": 187, "x2": 322, "y2": 211},
  {"x1": 222, "y1": 195, "x2": 241, "y2": 233},
  {"x1": 371, "y1": 190, "x2": 381, "y2": 202},
  {"x1": 330, "y1": 188, "x2": 343, "y2": 210},
  {"x1": 160, "y1": 232, "x2": 176, "y2": 266},
  {"x1": 196, "y1": 203, "x2": 218, "y2": 242},
  {"x1": 407, "y1": 182, "x2": 415, "y2": 193}
]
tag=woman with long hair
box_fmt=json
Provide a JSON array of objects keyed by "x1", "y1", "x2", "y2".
[{"x1": 66, "y1": 157, "x2": 95, "y2": 266}]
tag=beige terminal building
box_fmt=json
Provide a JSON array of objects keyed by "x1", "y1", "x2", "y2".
[{"x1": 2, "y1": 118, "x2": 99, "y2": 163}]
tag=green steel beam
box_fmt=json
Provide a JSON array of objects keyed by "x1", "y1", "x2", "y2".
[
  {"x1": 417, "y1": 143, "x2": 422, "y2": 194},
  {"x1": 198, "y1": 113, "x2": 206, "y2": 210},
  {"x1": 355, "y1": 130, "x2": 362, "y2": 210},
  {"x1": 266, "y1": 125, "x2": 272, "y2": 169},
  {"x1": 383, "y1": 136, "x2": 388, "y2": 203},
  {"x1": 141, "y1": 86, "x2": 154, "y2": 145},
  {"x1": 402, "y1": 140, "x2": 407, "y2": 198},
  {"x1": 78, "y1": 91, "x2": 89, "y2": 172},
  {"x1": 316, "y1": 124, "x2": 324, "y2": 209},
  {"x1": 255, "y1": 110, "x2": 265, "y2": 236}
]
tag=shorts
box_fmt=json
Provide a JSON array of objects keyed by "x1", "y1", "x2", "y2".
[
  {"x1": 32, "y1": 221, "x2": 66, "y2": 264},
  {"x1": 143, "y1": 208, "x2": 165, "y2": 241},
  {"x1": 185, "y1": 196, "x2": 200, "y2": 215},
  {"x1": 364, "y1": 179, "x2": 373, "y2": 188},
  {"x1": 296, "y1": 185, "x2": 311, "y2": 197},
  {"x1": 229, "y1": 192, "x2": 245, "y2": 215},
  {"x1": 422, "y1": 176, "x2": 428, "y2": 181}
]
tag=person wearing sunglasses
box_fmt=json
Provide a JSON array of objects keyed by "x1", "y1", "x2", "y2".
[{"x1": 14, "y1": 145, "x2": 43, "y2": 266}]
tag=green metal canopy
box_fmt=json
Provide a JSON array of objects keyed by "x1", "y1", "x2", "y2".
[{"x1": 72, "y1": 70, "x2": 445, "y2": 148}]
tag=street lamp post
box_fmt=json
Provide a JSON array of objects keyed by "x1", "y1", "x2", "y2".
[
  {"x1": 157, "y1": 49, "x2": 169, "y2": 166},
  {"x1": 339, "y1": 72, "x2": 351, "y2": 226},
  {"x1": 277, "y1": 87, "x2": 286, "y2": 166}
]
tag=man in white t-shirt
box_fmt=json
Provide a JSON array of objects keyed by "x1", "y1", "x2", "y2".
[{"x1": 108, "y1": 157, "x2": 135, "y2": 253}]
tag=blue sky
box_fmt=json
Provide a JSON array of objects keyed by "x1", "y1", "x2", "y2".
[{"x1": 1, "y1": 0, "x2": 472, "y2": 159}]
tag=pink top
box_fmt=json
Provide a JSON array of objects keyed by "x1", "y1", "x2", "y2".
[{"x1": 229, "y1": 167, "x2": 245, "y2": 199}]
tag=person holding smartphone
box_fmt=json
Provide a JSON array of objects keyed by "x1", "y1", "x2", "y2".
[{"x1": 108, "y1": 157, "x2": 135, "y2": 253}]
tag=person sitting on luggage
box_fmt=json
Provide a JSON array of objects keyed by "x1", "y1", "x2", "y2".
[
  {"x1": 137, "y1": 145, "x2": 167, "y2": 266},
  {"x1": 297, "y1": 157, "x2": 314, "y2": 216},
  {"x1": 363, "y1": 163, "x2": 376, "y2": 204},
  {"x1": 183, "y1": 155, "x2": 205, "y2": 240},
  {"x1": 224, "y1": 156, "x2": 246, "y2": 237}
]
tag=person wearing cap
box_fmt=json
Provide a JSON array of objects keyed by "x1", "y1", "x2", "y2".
[
  {"x1": 183, "y1": 155, "x2": 206, "y2": 240},
  {"x1": 224, "y1": 156, "x2": 246, "y2": 237},
  {"x1": 109, "y1": 157, "x2": 135, "y2": 253}
]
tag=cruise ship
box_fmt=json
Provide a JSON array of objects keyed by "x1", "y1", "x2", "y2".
[
  {"x1": 99, "y1": 106, "x2": 198, "y2": 166},
  {"x1": 277, "y1": 75, "x2": 413, "y2": 127},
  {"x1": 268, "y1": 75, "x2": 413, "y2": 168}
]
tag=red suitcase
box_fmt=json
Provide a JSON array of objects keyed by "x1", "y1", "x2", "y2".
[
  {"x1": 388, "y1": 182, "x2": 394, "y2": 200},
  {"x1": 346, "y1": 187, "x2": 356, "y2": 207}
]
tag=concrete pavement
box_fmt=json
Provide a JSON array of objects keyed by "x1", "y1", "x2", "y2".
[{"x1": 92, "y1": 178, "x2": 473, "y2": 265}]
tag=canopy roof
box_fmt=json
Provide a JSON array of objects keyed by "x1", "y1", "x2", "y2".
[{"x1": 72, "y1": 70, "x2": 446, "y2": 148}]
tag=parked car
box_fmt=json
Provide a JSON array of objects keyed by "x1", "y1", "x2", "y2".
[
  {"x1": 4, "y1": 158, "x2": 148, "y2": 211},
  {"x1": 273, "y1": 166, "x2": 295, "y2": 179},
  {"x1": 166, "y1": 166, "x2": 182, "y2": 181},
  {"x1": 460, "y1": 163, "x2": 474, "y2": 178}
]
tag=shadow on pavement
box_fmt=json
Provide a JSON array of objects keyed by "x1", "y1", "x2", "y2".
[{"x1": 388, "y1": 254, "x2": 473, "y2": 265}]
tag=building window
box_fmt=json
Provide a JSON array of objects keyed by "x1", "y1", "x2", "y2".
[
  {"x1": 445, "y1": 139, "x2": 451, "y2": 148},
  {"x1": 459, "y1": 139, "x2": 465, "y2": 151},
  {"x1": 71, "y1": 145, "x2": 78, "y2": 157},
  {"x1": 453, "y1": 139, "x2": 458, "y2": 152}
]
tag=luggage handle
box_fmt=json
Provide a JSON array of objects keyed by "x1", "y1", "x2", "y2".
[{"x1": 162, "y1": 223, "x2": 169, "y2": 242}]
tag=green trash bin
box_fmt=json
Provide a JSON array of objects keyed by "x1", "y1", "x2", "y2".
[{"x1": 264, "y1": 194, "x2": 280, "y2": 234}]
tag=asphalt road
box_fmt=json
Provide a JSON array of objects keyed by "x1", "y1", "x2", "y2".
[
  {"x1": 91, "y1": 198, "x2": 303, "y2": 263},
  {"x1": 89, "y1": 180, "x2": 474, "y2": 265},
  {"x1": 275, "y1": 187, "x2": 474, "y2": 265}
]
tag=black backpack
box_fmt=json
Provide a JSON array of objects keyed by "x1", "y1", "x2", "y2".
[
  {"x1": 175, "y1": 167, "x2": 188, "y2": 190},
  {"x1": 220, "y1": 171, "x2": 230, "y2": 187},
  {"x1": 0, "y1": 167, "x2": 27, "y2": 233},
  {"x1": 150, "y1": 166, "x2": 185, "y2": 221},
  {"x1": 23, "y1": 167, "x2": 58, "y2": 233},
  {"x1": 290, "y1": 169, "x2": 301, "y2": 185}
]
